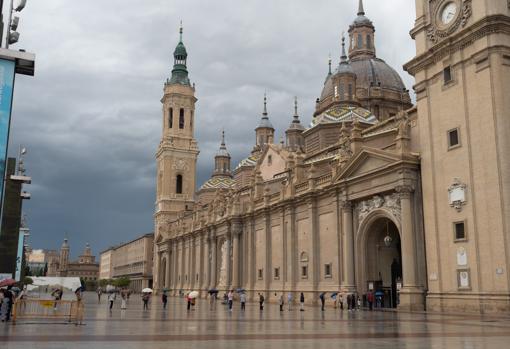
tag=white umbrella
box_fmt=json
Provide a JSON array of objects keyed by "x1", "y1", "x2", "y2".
[
  {"x1": 142, "y1": 288, "x2": 153, "y2": 293},
  {"x1": 188, "y1": 291, "x2": 199, "y2": 299}
]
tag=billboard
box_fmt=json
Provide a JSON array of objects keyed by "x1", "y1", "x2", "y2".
[{"x1": 0, "y1": 58, "x2": 16, "y2": 216}]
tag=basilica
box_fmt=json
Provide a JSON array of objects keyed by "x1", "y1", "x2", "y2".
[{"x1": 154, "y1": 0, "x2": 510, "y2": 313}]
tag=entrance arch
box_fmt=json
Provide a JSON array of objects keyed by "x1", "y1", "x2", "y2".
[{"x1": 357, "y1": 211, "x2": 402, "y2": 308}]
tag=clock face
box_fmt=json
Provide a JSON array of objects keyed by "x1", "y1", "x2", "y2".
[{"x1": 441, "y1": 2, "x2": 458, "y2": 25}]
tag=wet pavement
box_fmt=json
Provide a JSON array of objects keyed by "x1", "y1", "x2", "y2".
[{"x1": 2, "y1": 292, "x2": 510, "y2": 348}]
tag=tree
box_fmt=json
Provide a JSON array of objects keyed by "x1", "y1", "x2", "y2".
[
  {"x1": 113, "y1": 277, "x2": 131, "y2": 288},
  {"x1": 99, "y1": 279, "x2": 110, "y2": 288},
  {"x1": 23, "y1": 276, "x2": 33, "y2": 285}
]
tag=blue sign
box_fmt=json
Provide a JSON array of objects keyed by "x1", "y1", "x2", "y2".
[{"x1": 0, "y1": 59, "x2": 16, "y2": 217}]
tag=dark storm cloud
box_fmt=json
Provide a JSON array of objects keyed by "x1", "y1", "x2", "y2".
[{"x1": 7, "y1": 0, "x2": 415, "y2": 257}]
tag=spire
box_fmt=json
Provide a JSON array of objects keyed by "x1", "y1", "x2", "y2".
[
  {"x1": 328, "y1": 54, "x2": 332, "y2": 75},
  {"x1": 263, "y1": 93, "x2": 268, "y2": 116},
  {"x1": 216, "y1": 129, "x2": 230, "y2": 157},
  {"x1": 294, "y1": 96, "x2": 299, "y2": 118},
  {"x1": 340, "y1": 35, "x2": 347, "y2": 63},
  {"x1": 288, "y1": 96, "x2": 305, "y2": 131},
  {"x1": 169, "y1": 23, "x2": 190, "y2": 86},
  {"x1": 358, "y1": 0, "x2": 365, "y2": 16},
  {"x1": 221, "y1": 129, "x2": 226, "y2": 147}
]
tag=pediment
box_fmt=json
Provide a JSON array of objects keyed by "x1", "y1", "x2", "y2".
[{"x1": 334, "y1": 147, "x2": 412, "y2": 182}]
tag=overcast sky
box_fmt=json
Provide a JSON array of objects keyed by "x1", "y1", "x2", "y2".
[{"x1": 7, "y1": 0, "x2": 416, "y2": 258}]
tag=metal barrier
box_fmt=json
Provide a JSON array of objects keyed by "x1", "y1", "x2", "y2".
[{"x1": 11, "y1": 299, "x2": 84, "y2": 325}]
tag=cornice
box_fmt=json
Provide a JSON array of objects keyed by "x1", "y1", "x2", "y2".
[{"x1": 404, "y1": 15, "x2": 510, "y2": 76}]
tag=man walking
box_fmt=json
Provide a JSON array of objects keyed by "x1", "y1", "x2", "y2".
[
  {"x1": 346, "y1": 294, "x2": 352, "y2": 311},
  {"x1": 279, "y1": 293, "x2": 284, "y2": 312},
  {"x1": 108, "y1": 292, "x2": 116, "y2": 311},
  {"x1": 97, "y1": 287, "x2": 102, "y2": 303},
  {"x1": 319, "y1": 292, "x2": 325, "y2": 311},
  {"x1": 258, "y1": 293, "x2": 264, "y2": 311},
  {"x1": 299, "y1": 292, "x2": 305, "y2": 311},
  {"x1": 240, "y1": 292, "x2": 246, "y2": 311},
  {"x1": 162, "y1": 291, "x2": 168, "y2": 309},
  {"x1": 228, "y1": 290, "x2": 234, "y2": 312},
  {"x1": 287, "y1": 292, "x2": 293, "y2": 311}
]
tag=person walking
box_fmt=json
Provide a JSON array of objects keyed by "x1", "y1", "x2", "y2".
[
  {"x1": 279, "y1": 293, "x2": 284, "y2": 312},
  {"x1": 162, "y1": 291, "x2": 168, "y2": 309},
  {"x1": 346, "y1": 294, "x2": 352, "y2": 311},
  {"x1": 332, "y1": 293, "x2": 337, "y2": 309},
  {"x1": 367, "y1": 291, "x2": 374, "y2": 311},
  {"x1": 120, "y1": 290, "x2": 127, "y2": 310},
  {"x1": 108, "y1": 292, "x2": 116, "y2": 311},
  {"x1": 339, "y1": 294, "x2": 344, "y2": 310},
  {"x1": 0, "y1": 289, "x2": 10, "y2": 322},
  {"x1": 319, "y1": 292, "x2": 325, "y2": 311},
  {"x1": 357, "y1": 295, "x2": 361, "y2": 310},
  {"x1": 351, "y1": 293, "x2": 356, "y2": 311},
  {"x1": 299, "y1": 292, "x2": 305, "y2": 311},
  {"x1": 240, "y1": 292, "x2": 246, "y2": 311},
  {"x1": 259, "y1": 293, "x2": 265, "y2": 311},
  {"x1": 97, "y1": 287, "x2": 102, "y2": 303},
  {"x1": 287, "y1": 292, "x2": 293, "y2": 311},
  {"x1": 228, "y1": 290, "x2": 234, "y2": 312},
  {"x1": 142, "y1": 293, "x2": 150, "y2": 310}
]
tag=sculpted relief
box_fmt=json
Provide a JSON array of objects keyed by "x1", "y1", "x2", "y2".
[
  {"x1": 356, "y1": 193, "x2": 401, "y2": 225},
  {"x1": 217, "y1": 240, "x2": 228, "y2": 287}
]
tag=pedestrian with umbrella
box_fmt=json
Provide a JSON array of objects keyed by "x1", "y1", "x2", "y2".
[
  {"x1": 319, "y1": 292, "x2": 326, "y2": 311},
  {"x1": 142, "y1": 288, "x2": 152, "y2": 311},
  {"x1": 240, "y1": 291, "x2": 246, "y2": 311},
  {"x1": 188, "y1": 291, "x2": 199, "y2": 311},
  {"x1": 331, "y1": 292, "x2": 338, "y2": 309}
]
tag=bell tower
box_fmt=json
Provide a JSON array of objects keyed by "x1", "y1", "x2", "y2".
[
  {"x1": 405, "y1": 0, "x2": 510, "y2": 312},
  {"x1": 155, "y1": 25, "x2": 199, "y2": 237}
]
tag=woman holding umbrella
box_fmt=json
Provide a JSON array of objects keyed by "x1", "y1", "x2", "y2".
[{"x1": 141, "y1": 288, "x2": 152, "y2": 310}]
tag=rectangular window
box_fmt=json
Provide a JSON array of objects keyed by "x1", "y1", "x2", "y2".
[
  {"x1": 179, "y1": 108, "x2": 185, "y2": 129},
  {"x1": 196, "y1": 273, "x2": 199, "y2": 281},
  {"x1": 169, "y1": 108, "x2": 173, "y2": 128},
  {"x1": 258, "y1": 268, "x2": 263, "y2": 280},
  {"x1": 301, "y1": 265, "x2": 308, "y2": 279},
  {"x1": 448, "y1": 128, "x2": 460, "y2": 149},
  {"x1": 348, "y1": 84, "x2": 353, "y2": 100},
  {"x1": 366, "y1": 35, "x2": 371, "y2": 49},
  {"x1": 324, "y1": 264, "x2": 332, "y2": 278},
  {"x1": 454, "y1": 221, "x2": 466, "y2": 241},
  {"x1": 357, "y1": 33, "x2": 362, "y2": 49},
  {"x1": 444, "y1": 66, "x2": 452, "y2": 84},
  {"x1": 274, "y1": 267, "x2": 280, "y2": 280}
]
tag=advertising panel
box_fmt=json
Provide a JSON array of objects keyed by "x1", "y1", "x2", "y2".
[{"x1": 0, "y1": 58, "x2": 16, "y2": 216}]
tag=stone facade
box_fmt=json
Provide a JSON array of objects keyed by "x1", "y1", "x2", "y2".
[
  {"x1": 47, "y1": 239, "x2": 99, "y2": 281},
  {"x1": 100, "y1": 233, "x2": 154, "y2": 292},
  {"x1": 153, "y1": 0, "x2": 510, "y2": 313}
]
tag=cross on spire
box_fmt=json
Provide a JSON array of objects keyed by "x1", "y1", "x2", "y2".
[
  {"x1": 263, "y1": 93, "x2": 268, "y2": 116},
  {"x1": 179, "y1": 20, "x2": 183, "y2": 42}
]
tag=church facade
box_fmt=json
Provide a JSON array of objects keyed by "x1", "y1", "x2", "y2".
[{"x1": 153, "y1": 0, "x2": 510, "y2": 313}]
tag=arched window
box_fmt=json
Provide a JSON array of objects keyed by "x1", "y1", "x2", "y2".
[
  {"x1": 348, "y1": 84, "x2": 353, "y2": 100},
  {"x1": 339, "y1": 83, "x2": 345, "y2": 100},
  {"x1": 366, "y1": 35, "x2": 372, "y2": 49},
  {"x1": 357, "y1": 34, "x2": 362, "y2": 49},
  {"x1": 176, "y1": 175, "x2": 183, "y2": 194},
  {"x1": 179, "y1": 108, "x2": 185, "y2": 129},
  {"x1": 169, "y1": 108, "x2": 173, "y2": 128}
]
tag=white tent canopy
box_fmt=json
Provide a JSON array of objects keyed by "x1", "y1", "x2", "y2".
[{"x1": 28, "y1": 277, "x2": 82, "y2": 292}]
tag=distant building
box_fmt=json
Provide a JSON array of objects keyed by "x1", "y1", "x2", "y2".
[
  {"x1": 47, "y1": 238, "x2": 99, "y2": 281},
  {"x1": 99, "y1": 233, "x2": 154, "y2": 292},
  {"x1": 25, "y1": 248, "x2": 59, "y2": 275}
]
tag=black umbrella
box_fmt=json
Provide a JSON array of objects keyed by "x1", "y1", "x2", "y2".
[{"x1": 208, "y1": 289, "x2": 219, "y2": 294}]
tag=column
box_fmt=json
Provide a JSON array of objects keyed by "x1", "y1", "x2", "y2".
[
  {"x1": 190, "y1": 236, "x2": 196, "y2": 289},
  {"x1": 155, "y1": 251, "x2": 161, "y2": 291},
  {"x1": 165, "y1": 249, "x2": 171, "y2": 289},
  {"x1": 232, "y1": 222, "x2": 241, "y2": 289},
  {"x1": 308, "y1": 198, "x2": 319, "y2": 292},
  {"x1": 180, "y1": 238, "x2": 186, "y2": 290},
  {"x1": 203, "y1": 232, "x2": 211, "y2": 290},
  {"x1": 396, "y1": 185, "x2": 424, "y2": 310},
  {"x1": 341, "y1": 200, "x2": 356, "y2": 291},
  {"x1": 172, "y1": 241, "x2": 178, "y2": 291},
  {"x1": 288, "y1": 205, "x2": 297, "y2": 291},
  {"x1": 199, "y1": 234, "x2": 206, "y2": 290},
  {"x1": 225, "y1": 232, "x2": 232, "y2": 290},
  {"x1": 264, "y1": 211, "x2": 271, "y2": 295},
  {"x1": 210, "y1": 233, "x2": 217, "y2": 289}
]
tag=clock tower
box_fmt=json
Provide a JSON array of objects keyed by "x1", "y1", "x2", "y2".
[
  {"x1": 155, "y1": 25, "x2": 199, "y2": 238},
  {"x1": 405, "y1": 1, "x2": 510, "y2": 312}
]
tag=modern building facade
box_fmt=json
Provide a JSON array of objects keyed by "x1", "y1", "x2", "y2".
[
  {"x1": 153, "y1": 0, "x2": 510, "y2": 313},
  {"x1": 99, "y1": 233, "x2": 154, "y2": 292}
]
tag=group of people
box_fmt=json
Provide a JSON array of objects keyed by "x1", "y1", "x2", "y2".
[{"x1": 0, "y1": 287, "x2": 15, "y2": 322}]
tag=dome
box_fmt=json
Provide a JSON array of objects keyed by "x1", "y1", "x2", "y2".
[
  {"x1": 257, "y1": 116, "x2": 274, "y2": 129},
  {"x1": 310, "y1": 105, "x2": 377, "y2": 129},
  {"x1": 200, "y1": 176, "x2": 235, "y2": 191},
  {"x1": 320, "y1": 57, "x2": 406, "y2": 100},
  {"x1": 174, "y1": 41, "x2": 187, "y2": 58},
  {"x1": 352, "y1": 14, "x2": 373, "y2": 26}
]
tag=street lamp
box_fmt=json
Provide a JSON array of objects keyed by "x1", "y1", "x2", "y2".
[{"x1": 6, "y1": 0, "x2": 28, "y2": 48}]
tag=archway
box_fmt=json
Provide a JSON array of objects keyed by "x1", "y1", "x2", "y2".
[{"x1": 362, "y1": 216, "x2": 402, "y2": 308}]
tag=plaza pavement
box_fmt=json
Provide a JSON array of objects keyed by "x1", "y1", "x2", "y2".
[{"x1": 1, "y1": 292, "x2": 510, "y2": 348}]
